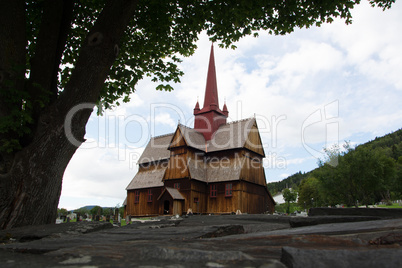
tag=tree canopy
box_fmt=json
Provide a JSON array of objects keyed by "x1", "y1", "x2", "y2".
[
  {"x1": 0, "y1": 0, "x2": 395, "y2": 154},
  {"x1": 272, "y1": 128, "x2": 402, "y2": 209},
  {"x1": 0, "y1": 0, "x2": 396, "y2": 229},
  {"x1": 297, "y1": 142, "x2": 399, "y2": 208},
  {"x1": 282, "y1": 188, "x2": 297, "y2": 213}
]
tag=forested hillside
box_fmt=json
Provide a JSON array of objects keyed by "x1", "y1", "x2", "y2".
[
  {"x1": 268, "y1": 128, "x2": 402, "y2": 207},
  {"x1": 267, "y1": 171, "x2": 310, "y2": 195}
]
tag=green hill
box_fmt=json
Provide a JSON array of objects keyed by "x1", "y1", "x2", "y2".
[{"x1": 268, "y1": 128, "x2": 402, "y2": 196}]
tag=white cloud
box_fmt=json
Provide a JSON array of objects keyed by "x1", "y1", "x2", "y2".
[
  {"x1": 321, "y1": 1, "x2": 402, "y2": 89},
  {"x1": 60, "y1": 144, "x2": 144, "y2": 209},
  {"x1": 154, "y1": 112, "x2": 177, "y2": 128}
]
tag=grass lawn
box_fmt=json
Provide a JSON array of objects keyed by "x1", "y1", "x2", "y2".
[
  {"x1": 377, "y1": 203, "x2": 402, "y2": 208},
  {"x1": 275, "y1": 203, "x2": 302, "y2": 214}
]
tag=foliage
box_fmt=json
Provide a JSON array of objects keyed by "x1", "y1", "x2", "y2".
[
  {"x1": 74, "y1": 207, "x2": 89, "y2": 215},
  {"x1": 119, "y1": 206, "x2": 125, "y2": 218},
  {"x1": 267, "y1": 171, "x2": 309, "y2": 195},
  {"x1": 57, "y1": 208, "x2": 68, "y2": 216},
  {"x1": 275, "y1": 203, "x2": 302, "y2": 214},
  {"x1": 282, "y1": 188, "x2": 297, "y2": 214},
  {"x1": 90, "y1": 206, "x2": 103, "y2": 216},
  {"x1": 314, "y1": 143, "x2": 397, "y2": 207},
  {"x1": 297, "y1": 177, "x2": 323, "y2": 209},
  {"x1": 283, "y1": 188, "x2": 297, "y2": 203},
  {"x1": 0, "y1": 0, "x2": 396, "y2": 154},
  {"x1": 377, "y1": 203, "x2": 402, "y2": 208},
  {"x1": 271, "y1": 128, "x2": 402, "y2": 209}
]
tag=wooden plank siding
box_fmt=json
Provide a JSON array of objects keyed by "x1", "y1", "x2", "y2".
[
  {"x1": 205, "y1": 181, "x2": 272, "y2": 214},
  {"x1": 189, "y1": 180, "x2": 208, "y2": 214},
  {"x1": 126, "y1": 187, "x2": 163, "y2": 217},
  {"x1": 207, "y1": 182, "x2": 240, "y2": 214},
  {"x1": 239, "y1": 181, "x2": 273, "y2": 213},
  {"x1": 244, "y1": 123, "x2": 265, "y2": 157},
  {"x1": 164, "y1": 148, "x2": 190, "y2": 180},
  {"x1": 169, "y1": 128, "x2": 187, "y2": 149},
  {"x1": 239, "y1": 150, "x2": 266, "y2": 186}
]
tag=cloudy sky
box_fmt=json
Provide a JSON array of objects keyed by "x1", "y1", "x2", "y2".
[{"x1": 59, "y1": 1, "x2": 402, "y2": 210}]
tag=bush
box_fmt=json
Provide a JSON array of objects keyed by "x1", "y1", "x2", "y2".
[{"x1": 275, "y1": 203, "x2": 302, "y2": 214}]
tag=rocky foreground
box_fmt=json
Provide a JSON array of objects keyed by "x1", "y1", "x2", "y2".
[{"x1": 1, "y1": 208, "x2": 402, "y2": 267}]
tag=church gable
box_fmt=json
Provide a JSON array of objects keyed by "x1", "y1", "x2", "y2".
[
  {"x1": 165, "y1": 128, "x2": 190, "y2": 180},
  {"x1": 168, "y1": 127, "x2": 187, "y2": 149},
  {"x1": 244, "y1": 122, "x2": 265, "y2": 157},
  {"x1": 169, "y1": 125, "x2": 206, "y2": 152}
]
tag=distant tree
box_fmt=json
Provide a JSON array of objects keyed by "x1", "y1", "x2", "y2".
[
  {"x1": 267, "y1": 171, "x2": 309, "y2": 194},
  {"x1": 392, "y1": 156, "x2": 402, "y2": 200},
  {"x1": 90, "y1": 206, "x2": 103, "y2": 216},
  {"x1": 119, "y1": 206, "x2": 125, "y2": 219},
  {"x1": 283, "y1": 188, "x2": 297, "y2": 214},
  {"x1": 315, "y1": 143, "x2": 396, "y2": 207},
  {"x1": 298, "y1": 177, "x2": 322, "y2": 209},
  {"x1": 57, "y1": 208, "x2": 68, "y2": 217},
  {"x1": 74, "y1": 207, "x2": 89, "y2": 217}
]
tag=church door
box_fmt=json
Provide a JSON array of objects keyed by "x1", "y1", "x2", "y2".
[{"x1": 164, "y1": 200, "x2": 170, "y2": 215}]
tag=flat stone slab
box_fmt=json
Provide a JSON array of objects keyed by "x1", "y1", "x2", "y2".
[
  {"x1": 289, "y1": 215, "x2": 382, "y2": 227},
  {"x1": 309, "y1": 207, "x2": 402, "y2": 218},
  {"x1": 0, "y1": 221, "x2": 113, "y2": 243},
  {"x1": 281, "y1": 247, "x2": 402, "y2": 268},
  {"x1": 1, "y1": 215, "x2": 402, "y2": 267}
]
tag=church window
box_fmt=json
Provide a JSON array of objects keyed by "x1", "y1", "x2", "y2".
[
  {"x1": 174, "y1": 183, "x2": 180, "y2": 190},
  {"x1": 225, "y1": 183, "x2": 232, "y2": 197},
  {"x1": 134, "y1": 190, "x2": 140, "y2": 203},
  {"x1": 210, "y1": 184, "x2": 217, "y2": 198},
  {"x1": 147, "y1": 189, "x2": 153, "y2": 202}
]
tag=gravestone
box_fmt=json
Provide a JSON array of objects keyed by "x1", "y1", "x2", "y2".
[{"x1": 114, "y1": 208, "x2": 119, "y2": 223}]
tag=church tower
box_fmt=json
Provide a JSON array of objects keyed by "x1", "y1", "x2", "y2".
[{"x1": 193, "y1": 44, "x2": 228, "y2": 140}]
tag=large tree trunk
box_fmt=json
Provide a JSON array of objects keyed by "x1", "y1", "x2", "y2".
[
  {"x1": 0, "y1": 0, "x2": 138, "y2": 229},
  {"x1": 0, "y1": 106, "x2": 81, "y2": 228}
]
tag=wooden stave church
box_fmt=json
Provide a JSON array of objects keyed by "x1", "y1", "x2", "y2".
[{"x1": 124, "y1": 45, "x2": 275, "y2": 217}]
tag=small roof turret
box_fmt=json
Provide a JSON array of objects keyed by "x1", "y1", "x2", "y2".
[{"x1": 193, "y1": 100, "x2": 200, "y2": 114}]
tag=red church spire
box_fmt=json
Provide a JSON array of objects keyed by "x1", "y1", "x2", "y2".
[
  {"x1": 203, "y1": 44, "x2": 219, "y2": 109},
  {"x1": 193, "y1": 44, "x2": 228, "y2": 141}
]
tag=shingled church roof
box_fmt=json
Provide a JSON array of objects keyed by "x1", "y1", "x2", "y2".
[
  {"x1": 126, "y1": 166, "x2": 166, "y2": 190},
  {"x1": 137, "y1": 117, "x2": 261, "y2": 166},
  {"x1": 138, "y1": 134, "x2": 173, "y2": 165},
  {"x1": 207, "y1": 118, "x2": 257, "y2": 152},
  {"x1": 158, "y1": 187, "x2": 185, "y2": 200}
]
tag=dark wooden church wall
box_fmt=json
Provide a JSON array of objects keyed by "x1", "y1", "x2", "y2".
[
  {"x1": 126, "y1": 187, "x2": 162, "y2": 216},
  {"x1": 207, "y1": 181, "x2": 240, "y2": 213},
  {"x1": 240, "y1": 181, "x2": 271, "y2": 214},
  {"x1": 190, "y1": 180, "x2": 207, "y2": 214}
]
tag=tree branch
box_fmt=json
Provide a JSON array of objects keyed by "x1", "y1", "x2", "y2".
[
  {"x1": 0, "y1": 0, "x2": 26, "y2": 173},
  {"x1": 54, "y1": 0, "x2": 139, "y2": 143},
  {"x1": 0, "y1": 0, "x2": 26, "y2": 116},
  {"x1": 29, "y1": 0, "x2": 74, "y2": 106}
]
